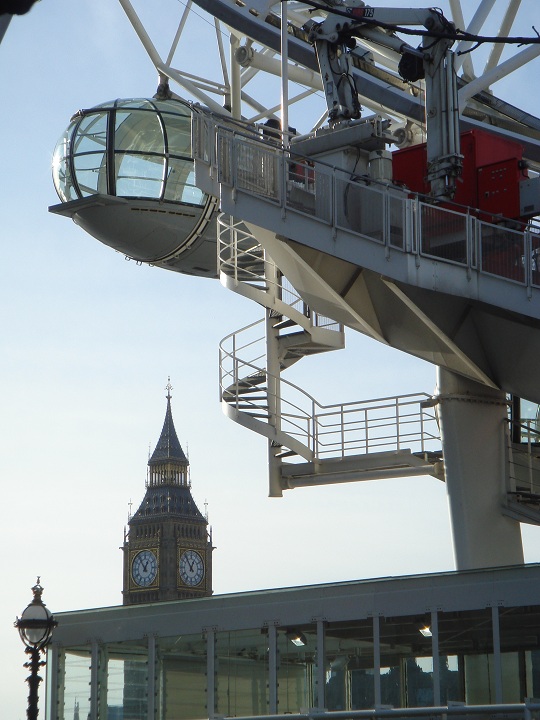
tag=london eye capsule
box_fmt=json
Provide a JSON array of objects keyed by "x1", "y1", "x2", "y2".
[{"x1": 49, "y1": 98, "x2": 218, "y2": 277}]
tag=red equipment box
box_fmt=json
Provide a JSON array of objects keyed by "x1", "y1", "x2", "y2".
[{"x1": 392, "y1": 129, "x2": 528, "y2": 222}]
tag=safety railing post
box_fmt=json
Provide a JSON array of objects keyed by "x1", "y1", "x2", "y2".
[
  {"x1": 364, "y1": 408, "x2": 369, "y2": 453},
  {"x1": 233, "y1": 216, "x2": 238, "y2": 286},
  {"x1": 341, "y1": 405, "x2": 345, "y2": 459},
  {"x1": 413, "y1": 197, "x2": 419, "y2": 256},
  {"x1": 395, "y1": 397, "x2": 400, "y2": 450},
  {"x1": 526, "y1": 228, "x2": 533, "y2": 298},
  {"x1": 313, "y1": 399, "x2": 318, "y2": 458},
  {"x1": 528, "y1": 423, "x2": 534, "y2": 493}
]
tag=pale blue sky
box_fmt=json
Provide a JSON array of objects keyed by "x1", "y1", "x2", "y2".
[{"x1": 2, "y1": 1, "x2": 540, "y2": 717}]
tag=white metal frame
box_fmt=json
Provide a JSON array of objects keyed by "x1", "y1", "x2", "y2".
[{"x1": 116, "y1": 0, "x2": 540, "y2": 150}]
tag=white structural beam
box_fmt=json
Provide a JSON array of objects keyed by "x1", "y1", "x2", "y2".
[
  {"x1": 448, "y1": 0, "x2": 476, "y2": 80},
  {"x1": 236, "y1": 47, "x2": 323, "y2": 91},
  {"x1": 459, "y1": 43, "x2": 540, "y2": 112},
  {"x1": 165, "y1": 0, "x2": 192, "y2": 66},
  {"x1": 454, "y1": 0, "x2": 497, "y2": 74},
  {"x1": 230, "y1": 34, "x2": 242, "y2": 119},
  {"x1": 484, "y1": 0, "x2": 522, "y2": 74},
  {"x1": 281, "y1": 0, "x2": 289, "y2": 137}
]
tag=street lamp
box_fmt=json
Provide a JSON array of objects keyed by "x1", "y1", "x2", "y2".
[{"x1": 15, "y1": 578, "x2": 58, "y2": 720}]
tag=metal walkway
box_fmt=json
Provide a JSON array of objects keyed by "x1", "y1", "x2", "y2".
[
  {"x1": 195, "y1": 112, "x2": 540, "y2": 405},
  {"x1": 198, "y1": 112, "x2": 540, "y2": 523}
]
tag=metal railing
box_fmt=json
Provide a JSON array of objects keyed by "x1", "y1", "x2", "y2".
[
  {"x1": 220, "y1": 320, "x2": 440, "y2": 461},
  {"x1": 507, "y1": 419, "x2": 540, "y2": 497},
  {"x1": 194, "y1": 113, "x2": 540, "y2": 292},
  {"x1": 217, "y1": 213, "x2": 342, "y2": 334}
]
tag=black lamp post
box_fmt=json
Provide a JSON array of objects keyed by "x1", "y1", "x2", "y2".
[{"x1": 15, "y1": 578, "x2": 58, "y2": 720}]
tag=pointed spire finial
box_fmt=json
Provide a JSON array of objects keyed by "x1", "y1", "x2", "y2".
[{"x1": 166, "y1": 376, "x2": 173, "y2": 400}]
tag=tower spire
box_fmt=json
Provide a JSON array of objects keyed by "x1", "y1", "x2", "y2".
[{"x1": 148, "y1": 380, "x2": 188, "y2": 485}]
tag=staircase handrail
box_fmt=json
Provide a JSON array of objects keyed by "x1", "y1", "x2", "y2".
[
  {"x1": 217, "y1": 214, "x2": 341, "y2": 334},
  {"x1": 220, "y1": 320, "x2": 441, "y2": 461}
]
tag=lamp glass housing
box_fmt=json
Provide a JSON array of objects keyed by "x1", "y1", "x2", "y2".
[{"x1": 18, "y1": 602, "x2": 54, "y2": 647}]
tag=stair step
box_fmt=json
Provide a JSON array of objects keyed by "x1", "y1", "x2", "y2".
[
  {"x1": 238, "y1": 375, "x2": 266, "y2": 387},
  {"x1": 223, "y1": 391, "x2": 267, "y2": 403},
  {"x1": 242, "y1": 281, "x2": 268, "y2": 289},
  {"x1": 228, "y1": 387, "x2": 267, "y2": 396},
  {"x1": 233, "y1": 404, "x2": 269, "y2": 411},
  {"x1": 275, "y1": 449, "x2": 298, "y2": 458},
  {"x1": 226, "y1": 396, "x2": 268, "y2": 404},
  {"x1": 273, "y1": 318, "x2": 297, "y2": 330}
]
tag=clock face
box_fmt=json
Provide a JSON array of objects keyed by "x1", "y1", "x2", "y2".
[
  {"x1": 179, "y1": 549, "x2": 205, "y2": 587},
  {"x1": 131, "y1": 550, "x2": 158, "y2": 587}
]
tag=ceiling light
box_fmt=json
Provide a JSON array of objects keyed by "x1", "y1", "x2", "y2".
[{"x1": 287, "y1": 630, "x2": 307, "y2": 646}]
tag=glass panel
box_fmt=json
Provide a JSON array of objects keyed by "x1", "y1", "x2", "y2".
[
  {"x1": 499, "y1": 606, "x2": 540, "y2": 701},
  {"x1": 115, "y1": 153, "x2": 164, "y2": 198},
  {"x1": 164, "y1": 157, "x2": 205, "y2": 205},
  {"x1": 439, "y1": 655, "x2": 462, "y2": 705},
  {"x1": 115, "y1": 110, "x2": 164, "y2": 155},
  {"x1": 439, "y1": 608, "x2": 493, "y2": 704},
  {"x1": 520, "y1": 400, "x2": 540, "y2": 428},
  {"x1": 73, "y1": 113, "x2": 108, "y2": 155},
  {"x1": 480, "y1": 222, "x2": 525, "y2": 282},
  {"x1": 526, "y1": 650, "x2": 540, "y2": 700},
  {"x1": 159, "y1": 633, "x2": 207, "y2": 720},
  {"x1": 106, "y1": 642, "x2": 148, "y2": 720},
  {"x1": 73, "y1": 152, "x2": 107, "y2": 196},
  {"x1": 154, "y1": 99, "x2": 191, "y2": 117},
  {"x1": 379, "y1": 615, "x2": 434, "y2": 708},
  {"x1": 215, "y1": 629, "x2": 269, "y2": 716},
  {"x1": 277, "y1": 626, "x2": 316, "y2": 713},
  {"x1": 421, "y1": 204, "x2": 468, "y2": 264},
  {"x1": 325, "y1": 619, "x2": 374, "y2": 711},
  {"x1": 114, "y1": 99, "x2": 154, "y2": 109},
  {"x1": 52, "y1": 127, "x2": 79, "y2": 201},
  {"x1": 164, "y1": 113, "x2": 192, "y2": 156},
  {"x1": 62, "y1": 649, "x2": 92, "y2": 720}
]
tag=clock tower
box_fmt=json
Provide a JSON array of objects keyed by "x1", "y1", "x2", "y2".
[{"x1": 122, "y1": 383, "x2": 213, "y2": 604}]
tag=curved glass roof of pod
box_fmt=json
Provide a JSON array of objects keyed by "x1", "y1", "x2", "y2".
[
  {"x1": 52, "y1": 98, "x2": 204, "y2": 207},
  {"x1": 50, "y1": 98, "x2": 219, "y2": 277}
]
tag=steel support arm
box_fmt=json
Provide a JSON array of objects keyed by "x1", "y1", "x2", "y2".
[{"x1": 310, "y1": 4, "x2": 462, "y2": 199}]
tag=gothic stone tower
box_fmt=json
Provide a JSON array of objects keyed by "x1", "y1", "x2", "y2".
[{"x1": 122, "y1": 387, "x2": 212, "y2": 604}]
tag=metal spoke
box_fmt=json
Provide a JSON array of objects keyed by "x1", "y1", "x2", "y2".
[
  {"x1": 165, "y1": 0, "x2": 193, "y2": 66},
  {"x1": 484, "y1": 0, "x2": 522, "y2": 74}
]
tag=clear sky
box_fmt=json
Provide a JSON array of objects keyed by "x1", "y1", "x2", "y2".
[{"x1": 1, "y1": 1, "x2": 540, "y2": 717}]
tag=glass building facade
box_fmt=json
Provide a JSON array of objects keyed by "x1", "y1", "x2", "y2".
[{"x1": 47, "y1": 565, "x2": 540, "y2": 720}]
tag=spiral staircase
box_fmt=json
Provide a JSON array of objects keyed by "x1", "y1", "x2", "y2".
[{"x1": 217, "y1": 214, "x2": 444, "y2": 497}]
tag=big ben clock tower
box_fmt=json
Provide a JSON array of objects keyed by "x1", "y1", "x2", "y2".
[{"x1": 122, "y1": 381, "x2": 213, "y2": 604}]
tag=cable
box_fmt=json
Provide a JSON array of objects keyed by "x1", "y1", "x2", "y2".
[{"x1": 294, "y1": 0, "x2": 540, "y2": 48}]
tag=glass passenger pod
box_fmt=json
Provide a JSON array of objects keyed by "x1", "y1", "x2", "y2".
[{"x1": 51, "y1": 98, "x2": 218, "y2": 278}]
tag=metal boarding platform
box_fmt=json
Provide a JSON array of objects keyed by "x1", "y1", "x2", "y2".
[{"x1": 194, "y1": 112, "x2": 540, "y2": 406}]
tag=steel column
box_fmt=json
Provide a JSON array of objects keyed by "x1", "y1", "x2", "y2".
[{"x1": 437, "y1": 368, "x2": 524, "y2": 569}]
